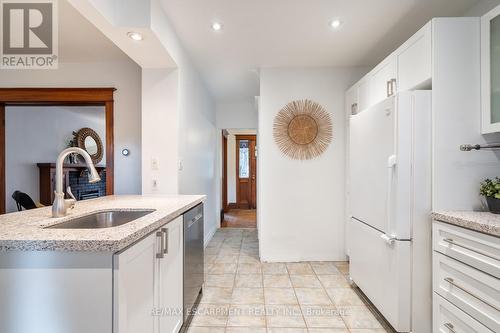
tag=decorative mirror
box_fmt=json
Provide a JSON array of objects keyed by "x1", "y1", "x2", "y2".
[
  {"x1": 273, "y1": 99, "x2": 332, "y2": 160},
  {"x1": 74, "y1": 127, "x2": 103, "y2": 164}
]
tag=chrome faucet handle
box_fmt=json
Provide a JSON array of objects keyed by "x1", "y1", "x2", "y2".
[{"x1": 65, "y1": 186, "x2": 77, "y2": 210}]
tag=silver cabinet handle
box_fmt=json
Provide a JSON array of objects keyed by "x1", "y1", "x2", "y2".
[
  {"x1": 443, "y1": 238, "x2": 500, "y2": 261},
  {"x1": 351, "y1": 103, "x2": 358, "y2": 115},
  {"x1": 444, "y1": 277, "x2": 500, "y2": 312},
  {"x1": 162, "y1": 228, "x2": 168, "y2": 254},
  {"x1": 444, "y1": 322, "x2": 457, "y2": 333},
  {"x1": 390, "y1": 78, "x2": 397, "y2": 95},
  {"x1": 386, "y1": 80, "x2": 391, "y2": 97},
  {"x1": 156, "y1": 231, "x2": 164, "y2": 259}
]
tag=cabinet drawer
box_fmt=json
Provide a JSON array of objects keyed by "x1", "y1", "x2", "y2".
[
  {"x1": 433, "y1": 222, "x2": 500, "y2": 278},
  {"x1": 433, "y1": 252, "x2": 500, "y2": 332},
  {"x1": 434, "y1": 293, "x2": 493, "y2": 333}
]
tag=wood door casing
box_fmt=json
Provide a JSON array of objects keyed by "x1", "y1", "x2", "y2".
[{"x1": 236, "y1": 135, "x2": 257, "y2": 209}]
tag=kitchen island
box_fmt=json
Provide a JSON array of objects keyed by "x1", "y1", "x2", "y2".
[{"x1": 0, "y1": 195, "x2": 205, "y2": 333}]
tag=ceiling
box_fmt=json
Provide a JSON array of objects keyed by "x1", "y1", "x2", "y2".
[
  {"x1": 161, "y1": 0, "x2": 482, "y2": 102},
  {"x1": 58, "y1": 0, "x2": 132, "y2": 63}
]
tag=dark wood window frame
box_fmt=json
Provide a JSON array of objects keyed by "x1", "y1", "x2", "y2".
[{"x1": 0, "y1": 88, "x2": 116, "y2": 214}]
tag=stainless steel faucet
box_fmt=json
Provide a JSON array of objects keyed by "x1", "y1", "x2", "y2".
[{"x1": 52, "y1": 147, "x2": 101, "y2": 218}]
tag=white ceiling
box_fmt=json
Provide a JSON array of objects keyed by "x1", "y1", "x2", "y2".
[
  {"x1": 161, "y1": 0, "x2": 482, "y2": 102},
  {"x1": 58, "y1": 0, "x2": 132, "y2": 63}
]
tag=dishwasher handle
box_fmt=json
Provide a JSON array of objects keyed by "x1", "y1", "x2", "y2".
[{"x1": 188, "y1": 213, "x2": 203, "y2": 228}]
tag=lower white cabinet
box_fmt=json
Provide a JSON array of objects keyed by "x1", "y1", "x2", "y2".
[
  {"x1": 433, "y1": 221, "x2": 499, "y2": 332},
  {"x1": 114, "y1": 216, "x2": 184, "y2": 333}
]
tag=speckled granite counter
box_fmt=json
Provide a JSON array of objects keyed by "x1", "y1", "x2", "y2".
[
  {"x1": 0, "y1": 195, "x2": 205, "y2": 252},
  {"x1": 432, "y1": 211, "x2": 500, "y2": 237}
]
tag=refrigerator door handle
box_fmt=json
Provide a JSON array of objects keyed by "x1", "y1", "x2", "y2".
[{"x1": 386, "y1": 154, "x2": 397, "y2": 237}]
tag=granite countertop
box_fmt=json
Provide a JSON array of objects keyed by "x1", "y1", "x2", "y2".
[
  {"x1": 432, "y1": 211, "x2": 500, "y2": 237},
  {"x1": 0, "y1": 195, "x2": 205, "y2": 252}
]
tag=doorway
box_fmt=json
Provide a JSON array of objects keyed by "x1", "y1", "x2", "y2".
[{"x1": 221, "y1": 130, "x2": 257, "y2": 228}]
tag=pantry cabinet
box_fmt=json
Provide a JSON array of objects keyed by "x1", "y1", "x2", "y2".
[
  {"x1": 369, "y1": 55, "x2": 397, "y2": 106},
  {"x1": 114, "y1": 216, "x2": 184, "y2": 333}
]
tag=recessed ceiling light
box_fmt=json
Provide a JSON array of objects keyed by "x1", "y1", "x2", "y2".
[
  {"x1": 127, "y1": 32, "x2": 144, "y2": 41},
  {"x1": 330, "y1": 19, "x2": 342, "y2": 29},
  {"x1": 211, "y1": 22, "x2": 223, "y2": 31}
]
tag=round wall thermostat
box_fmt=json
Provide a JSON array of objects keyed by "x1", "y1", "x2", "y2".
[{"x1": 121, "y1": 148, "x2": 130, "y2": 156}]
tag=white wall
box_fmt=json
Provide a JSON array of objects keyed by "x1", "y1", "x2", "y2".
[
  {"x1": 5, "y1": 106, "x2": 105, "y2": 212},
  {"x1": 258, "y1": 67, "x2": 366, "y2": 262},
  {"x1": 0, "y1": 61, "x2": 142, "y2": 196},
  {"x1": 216, "y1": 101, "x2": 258, "y2": 129},
  {"x1": 464, "y1": 0, "x2": 500, "y2": 16}
]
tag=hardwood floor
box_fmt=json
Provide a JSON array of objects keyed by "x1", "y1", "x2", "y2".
[{"x1": 222, "y1": 209, "x2": 256, "y2": 228}]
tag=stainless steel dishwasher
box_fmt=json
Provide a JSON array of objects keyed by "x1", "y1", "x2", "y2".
[{"x1": 183, "y1": 203, "x2": 204, "y2": 327}]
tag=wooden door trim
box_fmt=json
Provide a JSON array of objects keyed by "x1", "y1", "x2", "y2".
[
  {"x1": 222, "y1": 132, "x2": 228, "y2": 212},
  {"x1": 235, "y1": 135, "x2": 256, "y2": 209},
  {"x1": 0, "y1": 88, "x2": 116, "y2": 214}
]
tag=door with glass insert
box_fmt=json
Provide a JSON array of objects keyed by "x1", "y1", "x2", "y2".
[{"x1": 236, "y1": 135, "x2": 257, "y2": 209}]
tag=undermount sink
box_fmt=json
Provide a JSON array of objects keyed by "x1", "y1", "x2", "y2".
[{"x1": 47, "y1": 209, "x2": 156, "y2": 229}]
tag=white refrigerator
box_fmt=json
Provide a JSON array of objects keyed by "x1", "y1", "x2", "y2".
[{"x1": 348, "y1": 91, "x2": 433, "y2": 332}]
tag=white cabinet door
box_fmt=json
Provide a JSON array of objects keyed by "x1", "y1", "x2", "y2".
[
  {"x1": 158, "y1": 216, "x2": 184, "y2": 333},
  {"x1": 114, "y1": 232, "x2": 159, "y2": 333},
  {"x1": 395, "y1": 22, "x2": 431, "y2": 92},
  {"x1": 357, "y1": 77, "x2": 371, "y2": 111},
  {"x1": 345, "y1": 84, "x2": 358, "y2": 116},
  {"x1": 370, "y1": 55, "x2": 397, "y2": 106}
]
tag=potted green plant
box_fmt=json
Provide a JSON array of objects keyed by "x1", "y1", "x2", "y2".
[{"x1": 480, "y1": 177, "x2": 500, "y2": 214}]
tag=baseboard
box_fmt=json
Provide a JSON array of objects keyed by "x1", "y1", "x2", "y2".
[
  {"x1": 225, "y1": 203, "x2": 237, "y2": 212},
  {"x1": 204, "y1": 225, "x2": 218, "y2": 248}
]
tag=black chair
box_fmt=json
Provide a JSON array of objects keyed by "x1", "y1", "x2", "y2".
[{"x1": 11, "y1": 191, "x2": 37, "y2": 211}]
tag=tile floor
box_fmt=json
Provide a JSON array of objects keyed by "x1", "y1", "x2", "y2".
[{"x1": 187, "y1": 228, "x2": 395, "y2": 333}]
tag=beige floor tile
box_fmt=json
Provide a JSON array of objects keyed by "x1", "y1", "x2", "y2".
[
  {"x1": 205, "y1": 274, "x2": 235, "y2": 288},
  {"x1": 239, "y1": 255, "x2": 261, "y2": 264},
  {"x1": 235, "y1": 274, "x2": 263, "y2": 288},
  {"x1": 333, "y1": 262, "x2": 349, "y2": 275},
  {"x1": 208, "y1": 263, "x2": 237, "y2": 274},
  {"x1": 286, "y1": 263, "x2": 314, "y2": 275},
  {"x1": 310, "y1": 262, "x2": 341, "y2": 275},
  {"x1": 205, "y1": 247, "x2": 220, "y2": 255},
  {"x1": 349, "y1": 329, "x2": 391, "y2": 333},
  {"x1": 227, "y1": 304, "x2": 266, "y2": 327},
  {"x1": 185, "y1": 327, "x2": 226, "y2": 333},
  {"x1": 214, "y1": 255, "x2": 239, "y2": 264},
  {"x1": 200, "y1": 287, "x2": 233, "y2": 304},
  {"x1": 267, "y1": 329, "x2": 308, "y2": 333},
  {"x1": 189, "y1": 304, "x2": 228, "y2": 327},
  {"x1": 265, "y1": 304, "x2": 306, "y2": 328},
  {"x1": 290, "y1": 275, "x2": 322, "y2": 288},
  {"x1": 264, "y1": 287, "x2": 299, "y2": 305},
  {"x1": 232, "y1": 288, "x2": 265, "y2": 304},
  {"x1": 301, "y1": 305, "x2": 346, "y2": 328},
  {"x1": 326, "y1": 288, "x2": 365, "y2": 306},
  {"x1": 307, "y1": 329, "x2": 349, "y2": 333},
  {"x1": 237, "y1": 263, "x2": 262, "y2": 274},
  {"x1": 262, "y1": 263, "x2": 288, "y2": 275},
  {"x1": 339, "y1": 306, "x2": 383, "y2": 329},
  {"x1": 205, "y1": 255, "x2": 217, "y2": 265},
  {"x1": 317, "y1": 275, "x2": 351, "y2": 288},
  {"x1": 264, "y1": 274, "x2": 293, "y2": 288},
  {"x1": 225, "y1": 328, "x2": 267, "y2": 333},
  {"x1": 294, "y1": 288, "x2": 332, "y2": 305}
]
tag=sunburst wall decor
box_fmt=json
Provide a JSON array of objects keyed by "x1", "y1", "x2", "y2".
[{"x1": 273, "y1": 99, "x2": 332, "y2": 160}]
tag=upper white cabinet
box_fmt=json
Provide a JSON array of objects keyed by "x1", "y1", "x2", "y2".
[
  {"x1": 481, "y1": 5, "x2": 500, "y2": 133},
  {"x1": 369, "y1": 55, "x2": 397, "y2": 106},
  {"x1": 114, "y1": 216, "x2": 184, "y2": 333},
  {"x1": 346, "y1": 21, "x2": 432, "y2": 114},
  {"x1": 395, "y1": 23, "x2": 432, "y2": 92}
]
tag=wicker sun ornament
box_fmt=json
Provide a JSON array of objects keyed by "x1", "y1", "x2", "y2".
[{"x1": 273, "y1": 99, "x2": 332, "y2": 160}]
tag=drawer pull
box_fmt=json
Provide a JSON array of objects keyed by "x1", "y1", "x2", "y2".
[
  {"x1": 444, "y1": 277, "x2": 500, "y2": 312},
  {"x1": 444, "y1": 322, "x2": 457, "y2": 333},
  {"x1": 443, "y1": 238, "x2": 500, "y2": 261}
]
